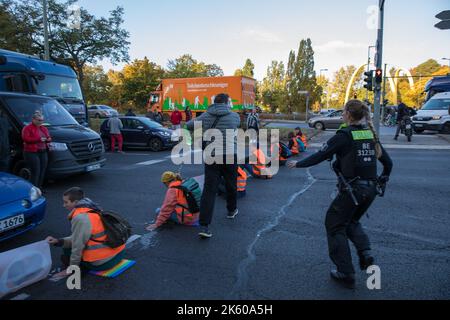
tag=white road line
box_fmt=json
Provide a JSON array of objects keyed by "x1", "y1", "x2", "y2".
[
  {"x1": 166, "y1": 149, "x2": 203, "y2": 160},
  {"x1": 136, "y1": 159, "x2": 166, "y2": 166}
]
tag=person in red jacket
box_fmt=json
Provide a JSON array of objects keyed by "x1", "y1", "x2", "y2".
[
  {"x1": 170, "y1": 109, "x2": 182, "y2": 130},
  {"x1": 21, "y1": 111, "x2": 52, "y2": 188}
]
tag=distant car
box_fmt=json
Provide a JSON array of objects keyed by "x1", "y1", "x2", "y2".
[
  {"x1": 308, "y1": 109, "x2": 344, "y2": 130},
  {"x1": 413, "y1": 92, "x2": 450, "y2": 133},
  {"x1": 0, "y1": 172, "x2": 46, "y2": 242},
  {"x1": 319, "y1": 108, "x2": 337, "y2": 115},
  {"x1": 100, "y1": 116, "x2": 178, "y2": 152},
  {"x1": 88, "y1": 105, "x2": 119, "y2": 118}
]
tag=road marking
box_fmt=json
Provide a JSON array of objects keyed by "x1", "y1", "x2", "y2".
[{"x1": 136, "y1": 159, "x2": 166, "y2": 166}]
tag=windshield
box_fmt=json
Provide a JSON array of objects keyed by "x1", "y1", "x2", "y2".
[
  {"x1": 421, "y1": 98, "x2": 450, "y2": 111},
  {"x1": 35, "y1": 75, "x2": 83, "y2": 101},
  {"x1": 139, "y1": 117, "x2": 163, "y2": 129},
  {"x1": 5, "y1": 96, "x2": 79, "y2": 126}
]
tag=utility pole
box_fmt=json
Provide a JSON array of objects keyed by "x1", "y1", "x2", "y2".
[
  {"x1": 366, "y1": 46, "x2": 376, "y2": 101},
  {"x1": 381, "y1": 63, "x2": 387, "y2": 122},
  {"x1": 43, "y1": 0, "x2": 50, "y2": 61},
  {"x1": 373, "y1": 0, "x2": 385, "y2": 135}
]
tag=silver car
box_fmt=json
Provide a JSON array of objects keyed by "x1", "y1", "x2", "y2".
[
  {"x1": 308, "y1": 110, "x2": 344, "y2": 130},
  {"x1": 88, "y1": 105, "x2": 119, "y2": 118}
]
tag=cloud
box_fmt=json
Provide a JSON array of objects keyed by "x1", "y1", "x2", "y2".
[
  {"x1": 241, "y1": 28, "x2": 283, "y2": 44},
  {"x1": 315, "y1": 40, "x2": 367, "y2": 53}
]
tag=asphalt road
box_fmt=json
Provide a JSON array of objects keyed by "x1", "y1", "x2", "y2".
[{"x1": 1, "y1": 145, "x2": 449, "y2": 300}]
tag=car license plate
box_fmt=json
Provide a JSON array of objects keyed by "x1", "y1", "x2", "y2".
[
  {"x1": 0, "y1": 214, "x2": 25, "y2": 233},
  {"x1": 86, "y1": 164, "x2": 101, "y2": 172},
  {"x1": 406, "y1": 125, "x2": 412, "y2": 129},
  {"x1": 415, "y1": 124, "x2": 423, "y2": 127}
]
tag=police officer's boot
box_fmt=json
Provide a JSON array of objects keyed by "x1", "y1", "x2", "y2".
[
  {"x1": 330, "y1": 270, "x2": 355, "y2": 289},
  {"x1": 358, "y1": 250, "x2": 375, "y2": 271}
]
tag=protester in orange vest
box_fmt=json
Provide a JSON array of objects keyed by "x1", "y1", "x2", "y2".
[
  {"x1": 270, "y1": 134, "x2": 290, "y2": 166},
  {"x1": 146, "y1": 171, "x2": 200, "y2": 231},
  {"x1": 295, "y1": 127, "x2": 309, "y2": 148},
  {"x1": 218, "y1": 165, "x2": 248, "y2": 198},
  {"x1": 46, "y1": 187, "x2": 125, "y2": 278},
  {"x1": 242, "y1": 144, "x2": 273, "y2": 179},
  {"x1": 288, "y1": 132, "x2": 301, "y2": 155}
]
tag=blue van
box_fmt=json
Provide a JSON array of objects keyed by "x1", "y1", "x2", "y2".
[
  {"x1": 0, "y1": 49, "x2": 88, "y2": 125},
  {"x1": 424, "y1": 75, "x2": 450, "y2": 102}
]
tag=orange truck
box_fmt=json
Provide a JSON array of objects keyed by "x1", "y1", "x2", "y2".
[{"x1": 147, "y1": 76, "x2": 256, "y2": 118}]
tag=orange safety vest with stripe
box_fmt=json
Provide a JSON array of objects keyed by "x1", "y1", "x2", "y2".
[
  {"x1": 237, "y1": 166, "x2": 247, "y2": 192},
  {"x1": 297, "y1": 134, "x2": 308, "y2": 148},
  {"x1": 291, "y1": 138, "x2": 300, "y2": 155},
  {"x1": 169, "y1": 180, "x2": 199, "y2": 225},
  {"x1": 271, "y1": 143, "x2": 287, "y2": 161},
  {"x1": 70, "y1": 208, "x2": 125, "y2": 263},
  {"x1": 252, "y1": 149, "x2": 273, "y2": 179}
]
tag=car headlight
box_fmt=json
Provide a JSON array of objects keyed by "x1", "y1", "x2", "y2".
[
  {"x1": 48, "y1": 142, "x2": 68, "y2": 151},
  {"x1": 432, "y1": 116, "x2": 442, "y2": 120},
  {"x1": 30, "y1": 186, "x2": 42, "y2": 202},
  {"x1": 158, "y1": 131, "x2": 171, "y2": 137}
]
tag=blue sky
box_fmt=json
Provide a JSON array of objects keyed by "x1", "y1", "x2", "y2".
[{"x1": 77, "y1": 0, "x2": 450, "y2": 80}]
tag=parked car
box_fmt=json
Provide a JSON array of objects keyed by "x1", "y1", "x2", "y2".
[
  {"x1": 100, "y1": 116, "x2": 178, "y2": 152},
  {"x1": 413, "y1": 92, "x2": 450, "y2": 133},
  {"x1": 308, "y1": 109, "x2": 344, "y2": 130},
  {"x1": 0, "y1": 92, "x2": 106, "y2": 180},
  {"x1": 319, "y1": 108, "x2": 337, "y2": 115},
  {"x1": 0, "y1": 172, "x2": 46, "y2": 242},
  {"x1": 88, "y1": 105, "x2": 119, "y2": 118}
]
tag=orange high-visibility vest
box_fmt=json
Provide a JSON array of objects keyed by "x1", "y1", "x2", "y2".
[
  {"x1": 169, "y1": 180, "x2": 199, "y2": 224},
  {"x1": 298, "y1": 135, "x2": 308, "y2": 148},
  {"x1": 252, "y1": 149, "x2": 273, "y2": 179},
  {"x1": 237, "y1": 166, "x2": 247, "y2": 192},
  {"x1": 291, "y1": 138, "x2": 300, "y2": 155},
  {"x1": 271, "y1": 143, "x2": 287, "y2": 161},
  {"x1": 70, "y1": 208, "x2": 125, "y2": 263}
]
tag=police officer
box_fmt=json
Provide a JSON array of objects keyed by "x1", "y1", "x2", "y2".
[{"x1": 288, "y1": 100, "x2": 393, "y2": 289}]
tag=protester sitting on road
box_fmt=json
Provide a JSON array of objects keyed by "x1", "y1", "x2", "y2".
[
  {"x1": 218, "y1": 165, "x2": 247, "y2": 199},
  {"x1": 146, "y1": 172, "x2": 200, "y2": 231},
  {"x1": 46, "y1": 187, "x2": 126, "y2": 277},
  {"x1": 242, "y1": 143, "x2": 273, "y2": 179},
  {"x1": 294, "y1": 127, "x2": 309, "y2": 148},
  {"x1": 270, "y1": 134, "x2": 291, "y2": 166},
  {"x1": 288, "y1": 132, "x2": 306, "y2": 156}
]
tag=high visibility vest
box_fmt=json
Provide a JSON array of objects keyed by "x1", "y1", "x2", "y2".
[
  {"x1": 169, "y1": 180, "x2": 199, "y2": 225},
  {"x1": 291, "y1": 138, "x2": 300, "y2": 155},
  {"x1": 271, "y1": 143, "x2": 287, "y2": 161},
  {"x1": 298, "y1": 135, "x2": 308, "y2": 148},
  {"x1": 252, "y1": 149, "x2": 273, "y2": 178},
  {"x1": 70, "y1": 208, "x2": 125, "y2": 263},
  {"x1": 237, "y1": 166, "x2": 247, "y2": 192}
]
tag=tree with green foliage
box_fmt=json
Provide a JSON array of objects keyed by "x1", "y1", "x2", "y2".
[
  {"x1": 82, "y1": 65, "x2": 111, "y2": 105},
  {"x1": 0, "y1": 0, "x2": 130, "y2": 89},
  {"x1": 235, "y1": 58, "x2": 255, "y2": 78},
  {"x1": 166, "y1": 54, "x2": 224, "y2": 78},
  {"x1": 259, "y1": 61, "x2": 287, "y2": 113}
]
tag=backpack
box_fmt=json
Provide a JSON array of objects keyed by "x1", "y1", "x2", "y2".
[
  {"x1": 296, "y1": 138, "x2": 306, "y2": 152},
  {"x1": 89, "y1": 210, "x2": 132, "y2": 248},
  {"x1": 171, "y1": 178, "x2": 202, "y2": 214},
  {"x1": 279, "y1": 142, "x2": 292, "y2": 158}
]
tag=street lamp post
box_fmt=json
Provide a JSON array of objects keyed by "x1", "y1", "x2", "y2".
[
  {"x1": 373, "y1": 0, "x2": 386, "y2": 135},
  {"x1": 366, "y1": 46, "x2": 376, "y2": 101},
  {"x1": 43, "y1": 0, "x2": 50, "y2": 61}
]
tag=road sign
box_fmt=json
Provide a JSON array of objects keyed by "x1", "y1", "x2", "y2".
[{"x1": 435, "y1": 10, "x2": 450, "y2": 30}]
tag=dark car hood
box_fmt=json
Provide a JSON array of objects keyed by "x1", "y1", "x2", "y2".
[
  {"x1": 47, "y1": 125, "x2": 101, "y2": 143},
  {"x1": 0, "y1": 172, "x2": 32, "y2": 205}
]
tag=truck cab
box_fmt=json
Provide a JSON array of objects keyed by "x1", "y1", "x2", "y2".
[
  {"x1": 0, "y1": 49, "x2": 88, "y2": 126},
  {"x1": 424, "y1": 75, "x2": 450, "y2": 102}
]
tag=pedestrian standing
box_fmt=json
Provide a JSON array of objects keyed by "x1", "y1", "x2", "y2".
[
  {"x1": 287, "y1": 100, "x2": 393, "y2": 289},
  {"x1": 171, "y1": 109, "x2": 182, "y2": 130},
  {"x1": 186, "y1": 93, "x2": 241, "y2": 238},
  {"x1": 185, "y1": 106, "x2": 193, "y2": 122},
  {"x1": 22, "y1": 111, "x2": 52, "y2": 188},
  {"x1": 0, "y1": 110, "x2": 11, "y2": 172},
  {"x1": 107, "y1": 114, "x2": 124, "y2": 153}
]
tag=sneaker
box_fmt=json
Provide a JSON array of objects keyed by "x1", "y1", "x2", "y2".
[
  {"x1": 358, "y1": 251, "x2": 375, "y2": 271},
  {"x1": 227, "y1": 209, "x2": 239, "y2": 219},
  {"x1": 198, "y1": 226, "x2": 212, "y2": 239},
  {"x1": 330, "y1": 270, "x2": 356, "y2": 289}
]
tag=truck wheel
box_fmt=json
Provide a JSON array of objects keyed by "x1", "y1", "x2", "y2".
[
  {"x1": 314, "y1": 122, "x2": 325, "y2": 131},
  {"x1": 13, "y1": 160, "x2": 32, "y2": 182},
  {"x1": 149, "y1": 137, "x2": 163, "y2": 152}
]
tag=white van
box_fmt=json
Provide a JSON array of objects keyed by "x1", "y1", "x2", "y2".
[{"x1": 413, "y1": 92, "x2": 450, "y2": 133}]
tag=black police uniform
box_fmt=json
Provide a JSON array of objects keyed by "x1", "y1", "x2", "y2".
[{"x1": 295, "y1": 124, "x2": 393, "y2": 276}]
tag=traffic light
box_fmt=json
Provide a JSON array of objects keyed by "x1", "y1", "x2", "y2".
[
  {"x1": 363, "y1": 70, "x2": 374, "y2": 91},
  {"x1": 375, "y1": 69, "x2": 383, "y2": 84}
]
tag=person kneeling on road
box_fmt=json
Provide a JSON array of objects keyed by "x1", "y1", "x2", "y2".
[
  {"x1": 46, "y1": 187, "x2": 126, "y2": 277},
  {"x1": 146, "y1": 172, "x2": 200, "y2": 231},
  {"x1": 218, "y1": 165, "x2": 247, "y2": 199}
]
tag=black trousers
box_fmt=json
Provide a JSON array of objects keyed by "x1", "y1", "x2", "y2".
[
  {"x1": 325, "y1": 182, "x2": 377, "y2": 274},
  {"x1": 24, "y1": 151, "x2": 48, "y2": 188},
  {"x1": 200, "y1": 161, "x2": 238, "y2": 226}
]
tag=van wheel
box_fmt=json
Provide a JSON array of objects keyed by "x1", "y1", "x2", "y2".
[
  {"x1": 314, "y1": 122, "x2": 325, "y2": 131},
  {"x1": 148, "y1": 137, "x2": 163, "y2": 152},
  {"x1": 13, "y1": 160, "x2": 32, "y2": 182}
]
